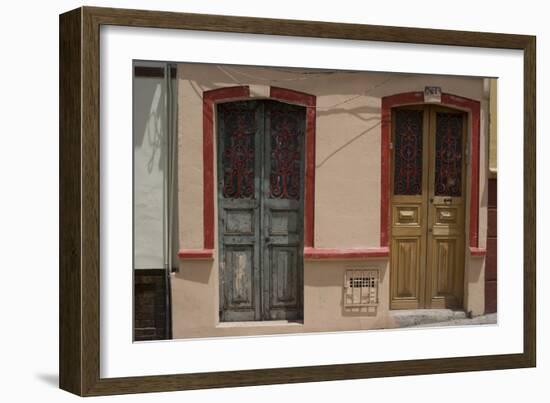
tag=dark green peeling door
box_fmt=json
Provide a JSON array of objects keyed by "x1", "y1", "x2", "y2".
[{"x1": 217, "y1": 100, "x2": 305, "y2": 322}]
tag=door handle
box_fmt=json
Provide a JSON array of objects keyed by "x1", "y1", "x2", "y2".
[{"x1": 428, "y1": 227, "x2": 433, "y2": 233}]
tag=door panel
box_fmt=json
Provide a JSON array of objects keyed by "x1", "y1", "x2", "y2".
[
  {"x1": 262, "y1": 101, "x2": 305, "y2": 320},
  {"x1": 218, "y1": 101, "x2": 262, "y2": 321},
  {"x1": 433, "y1": 238, "x2": 458, "y2": 293},
  {"x1": 269, "y1": 210, "x2": 299, "y2": 235},
  {"x1": 218, "y1": 100, "x2": 305, "y2": 322},
  {"x1": 268, "y1": 246, "x2": 300, "y2": 310},
  {"x1": 222, "y1": 245, "x2": 256, "y2": 321},
  {"x1": 390, "y1": 108, "x2": 429, "y2": 309},
  {"x1": 392, "y1": 238, "x2": 422, "y2": 306},
  {"x1": 425, "y1": 108, "x2": 465, "y2": 308},
  {"x1": 225, "y1": 208, "x2": 255, "y2": 234},
  {"x1": 391, "y1": 105, "x2": 466, "y2": 310}
]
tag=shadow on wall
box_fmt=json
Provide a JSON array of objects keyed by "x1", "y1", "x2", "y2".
[
  {"x1": 133, "y1": 80, "x2": 167, "y2": 175},
  {"x1": 316, "y1": 120, "x2": 381, "y2": 169},
  {"x1": 182, "y1": 64, "x2": 485, "y2": 180},
  {"x1": 175, "y1": 260, "x2": 213, "y2": 285}
]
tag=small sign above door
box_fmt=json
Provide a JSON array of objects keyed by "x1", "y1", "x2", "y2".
[{"x1": 424, "y1": 86, "x2": 442, "y2": 103}]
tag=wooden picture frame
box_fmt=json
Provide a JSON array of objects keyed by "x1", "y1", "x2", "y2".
[{"x1": 59, "y1": 6, "x2": 536, "y2": 396}]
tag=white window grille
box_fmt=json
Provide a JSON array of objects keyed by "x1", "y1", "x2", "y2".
[{"x1": 344, "y1": 268, "x2": 379, "y2": 315}]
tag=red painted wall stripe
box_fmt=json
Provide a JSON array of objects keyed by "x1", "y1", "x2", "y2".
[
  {"x1": 270, "y1": 87, "x2": 316, "y2": 247},
  {"x1": 178, "y1": 249, "x2": 215, "y2": 259},
  {"x1": 304, "y1": 247, "x2": 389, "y2": 260},
  {"x1": 469, "y1": 247, "x2": 487, "y2": 257},
  {"x1": 202, "y1": 86, "x2": 250, "y2": 250},
  {"x1": 381, "y1": 92, "x2": 481, "y2": 249}
]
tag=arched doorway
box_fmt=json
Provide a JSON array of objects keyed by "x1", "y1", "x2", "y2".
[{"x1": 390, "y1": 104, "x2": 467, "y2": 309}]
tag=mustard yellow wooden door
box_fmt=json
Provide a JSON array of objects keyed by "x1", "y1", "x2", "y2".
[{"x1": 390, "y1": 105, "x2": 466, "y2": 310}]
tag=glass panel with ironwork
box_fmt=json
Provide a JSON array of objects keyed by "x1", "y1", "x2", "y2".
[
  {"x1": 220, "y1": 102, "x2": 256, "y2": 199},
  {"x1": 435, "y1": 112, "x2": 463, "y2": 197},
  {"x1": 393, "y1": 109, "x2": 423, "y2": 196},
  {"x1": 269, "y1": 102, "x2": 305, "y2": 200}
]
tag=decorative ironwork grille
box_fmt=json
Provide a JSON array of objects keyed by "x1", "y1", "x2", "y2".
[
  {"x1": 435, "y1": 112, "x2": 463, "y2": 197},
  {"x1": 220, "y1": 103, "x2": 256, "y2": 199},
  {"x1": 394, "y1": 109, "x2": 423, "y2": 195},
  {"x1": 269, "y1": 103, "x2": 304, "y2": 200}
]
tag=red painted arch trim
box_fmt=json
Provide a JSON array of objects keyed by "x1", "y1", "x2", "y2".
[
  {"x1": 381, "y1": 91, "x2": 481, "y2": 249},
  {"x1": 270, "y1": 87, "x2": 316, "y2": 248},
  {"x1": 304, "y1": 247, "x2": 389, "y2": 260},
  {"x1": 199, "y1": 85, "x2": 316, "y2": 255}
]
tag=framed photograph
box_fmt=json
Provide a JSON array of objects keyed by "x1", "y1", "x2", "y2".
[{"x1": 59, "y1": 6, "x2": 536, "y2": 396}]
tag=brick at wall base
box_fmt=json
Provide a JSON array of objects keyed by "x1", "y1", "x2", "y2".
[
  {"x1": 134, "y1": 269, "x2": 169, "y2": 341},
  {"x1": 485, "y1": 280, "x2": 497, "y2": 314},
  {"x1": 485, "y1": 178, "x2": 497, "y2": 314}
]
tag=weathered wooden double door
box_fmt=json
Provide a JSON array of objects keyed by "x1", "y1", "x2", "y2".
[
  {"x1": 217, "y1": 100, "x2": 305, "y2": 322},
  {"x1": 390, "y1": 105, "x2": 466, "y2": 310}
]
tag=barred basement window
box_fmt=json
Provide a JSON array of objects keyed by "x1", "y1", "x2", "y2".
[
  {"x1": 344, "y1": 269, "x2": 379, "y2": 315},
  {"x1": 348, "y1": 277, "x2": 376, "y2": 288}
]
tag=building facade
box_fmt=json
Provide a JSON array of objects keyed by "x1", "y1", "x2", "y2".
[{"x1": 164, "y1": 64, "x2": 494, "y2": 339}]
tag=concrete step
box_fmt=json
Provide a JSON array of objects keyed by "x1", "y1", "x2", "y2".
[
  {"x1": 410, "y1": 313, "x2": 497, "y2": 328},
  {"x1": 389, "y1": 309, "x2": 467, "y2": 328}
]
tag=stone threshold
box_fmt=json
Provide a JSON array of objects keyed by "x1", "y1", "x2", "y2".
[
  {"x1": 216, "y1": 320, "x2": 304, "y2": 328},
  {"x1": 390, "y1": 309, "x2": 468, "y2": 328}
]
